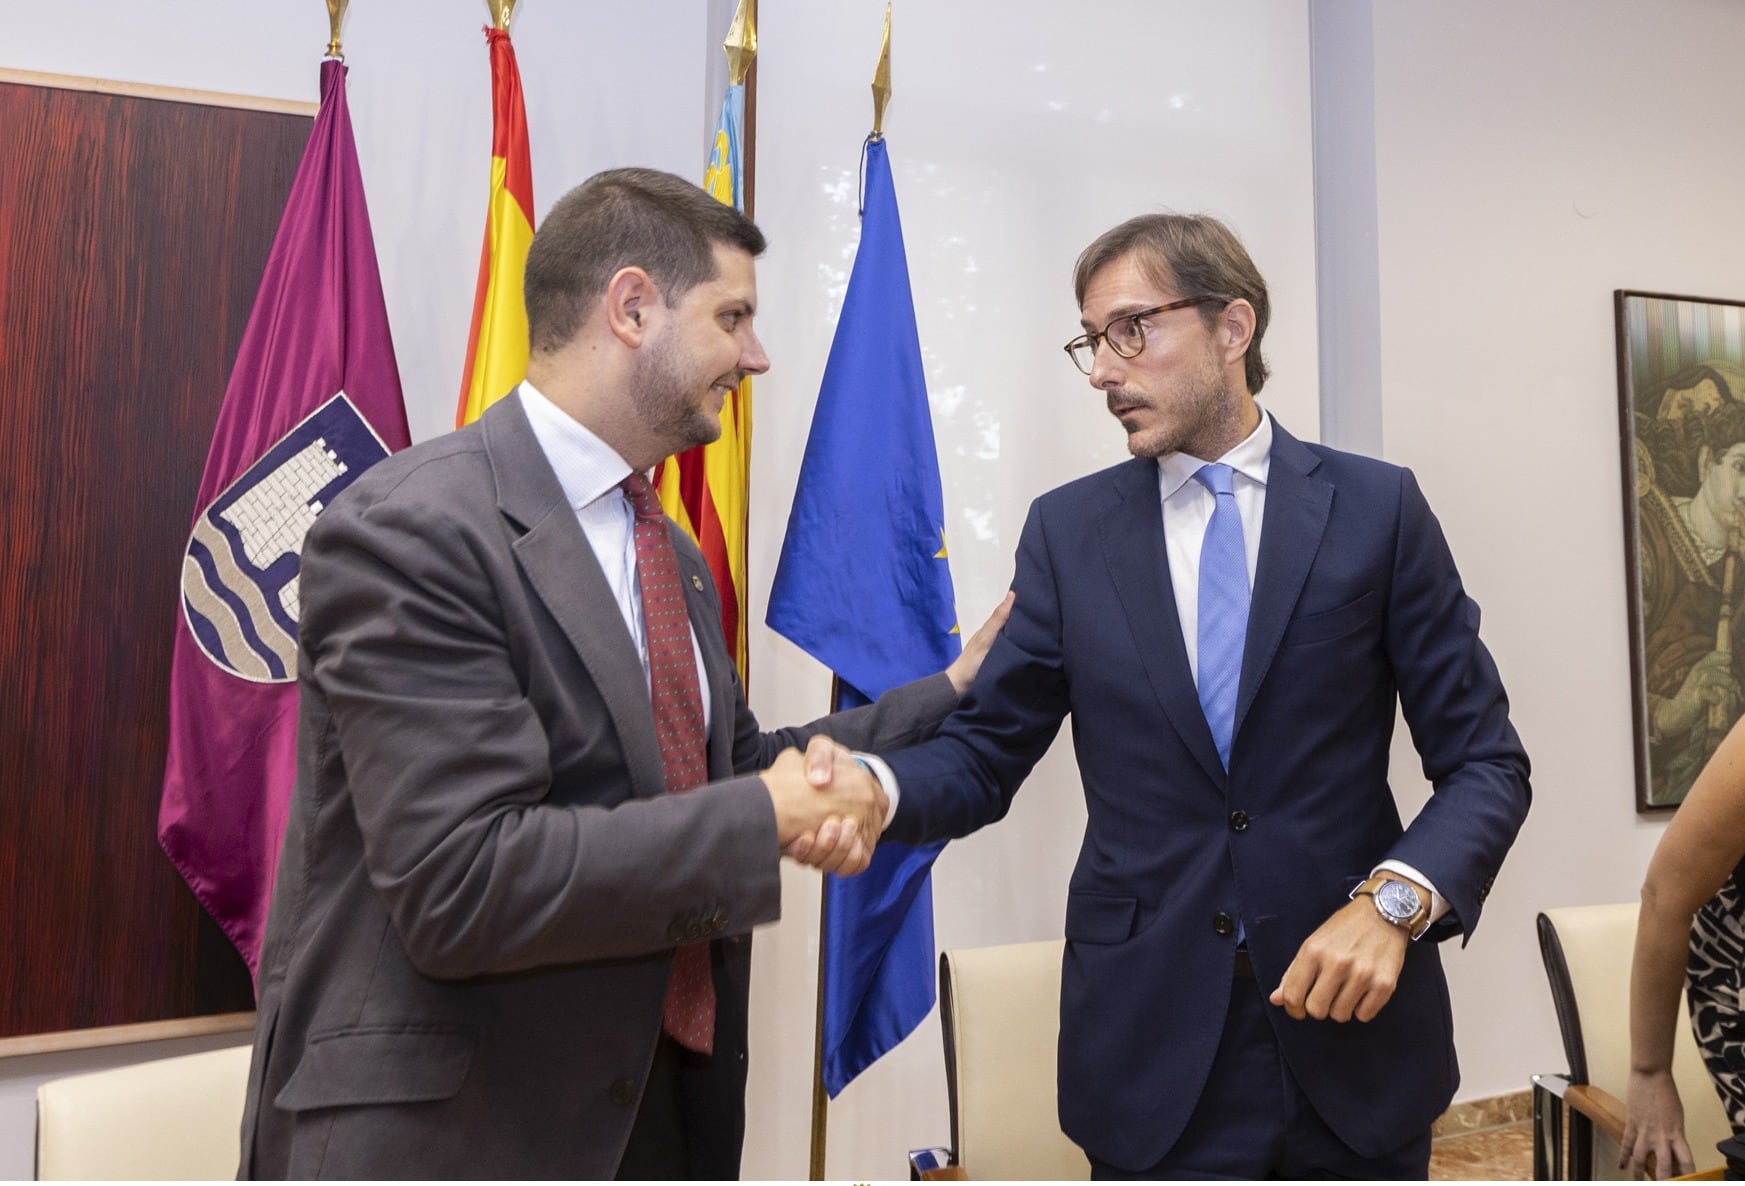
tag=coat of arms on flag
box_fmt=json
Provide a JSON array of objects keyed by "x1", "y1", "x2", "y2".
[{"x1": 180, "y1": 393, "x2": 390, "y2": 683}]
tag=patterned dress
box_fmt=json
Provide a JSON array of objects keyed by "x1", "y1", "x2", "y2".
[{"x1": 1689, "y1": 858, "x2": 1745, "y2": 1136}]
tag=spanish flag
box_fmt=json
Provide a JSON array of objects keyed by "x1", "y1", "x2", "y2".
[
  {"x1": 455, "y1": 25, "x2": 533, "y2": 427},
  {"x1": 655, "y1": 12, "x2": 754, "y2": 680}
]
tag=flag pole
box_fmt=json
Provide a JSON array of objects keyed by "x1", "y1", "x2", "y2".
[
  {"x1": 484, "y1": 0, "x2": 516, "y2": 31},
  {"x1": 735, "y1": 0, "x2": 759, "y2": 682},
  {"x1": 323, "y1": 0, "x2": 347, "y2": 59},
  {"x1": 810, "y1": 692, "x2": 835, "y2": 1181},
  {"x1": 807, "y1": 17, "x2": 894, "y2": 1178}
]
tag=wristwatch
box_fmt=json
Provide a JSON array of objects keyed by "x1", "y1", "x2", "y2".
[{"x1": 1351, "y1": 874, "x2": 1431, "y2": 939}]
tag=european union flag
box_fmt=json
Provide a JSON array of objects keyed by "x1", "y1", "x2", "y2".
[{"x1": 767, "y1": 135, "x2": 958, "y2": 1097}]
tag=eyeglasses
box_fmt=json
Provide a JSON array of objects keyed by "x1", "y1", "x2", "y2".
[{"x1": 1062, "y1": 295, "x2": 1230, "y2": 375}]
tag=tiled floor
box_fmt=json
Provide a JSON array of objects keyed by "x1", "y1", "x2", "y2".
[{"x1": 1429, "y1": 1119, "x2": 1535, "y2": 1180}]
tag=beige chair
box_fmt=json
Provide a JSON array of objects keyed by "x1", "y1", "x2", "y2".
[
  {"x1": 35, "y1": 1042, "x2": 252, "y2": 1180},
  {"x1": 911, "y1": 938, "x2": 1091, "y2": 1181},
  {"x1": 1535, "y1": 903, "x2": 1732, "y2": 1180}
]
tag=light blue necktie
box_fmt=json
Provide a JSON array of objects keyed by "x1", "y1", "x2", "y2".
[{"x1": 1193, "y1": 463, "x2": 1249, "y2": 769}]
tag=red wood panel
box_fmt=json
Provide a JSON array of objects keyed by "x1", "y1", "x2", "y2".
[{"x1": 0, "y1": 80, "x2": 310, "y2": 1036}]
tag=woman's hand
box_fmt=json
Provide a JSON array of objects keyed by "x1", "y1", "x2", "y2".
[{"x1": 1622, "y1": 1067, "x2": 1696, "y2": 1180}]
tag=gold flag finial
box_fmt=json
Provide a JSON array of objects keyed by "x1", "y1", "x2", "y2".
[
  {"x1": 325, "y1": 0, "x2": 347, "y2": 59},
  {"x1": 724, "y1": 0, "x2": 758, "y2": 87},
  {"x1": 485, "y1": 0, "x2": 516, "y2": 32},
  {"x1": 870, "y1": 4, "x2": 891, "y2": 140}
]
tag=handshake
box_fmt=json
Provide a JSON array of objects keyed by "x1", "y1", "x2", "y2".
[
  {"x1": 755, "y1": 592, "x2": 1016, "y2": 877},
  {"x1": 761, "y1": 735, "x2": 890, "y2": 877}
]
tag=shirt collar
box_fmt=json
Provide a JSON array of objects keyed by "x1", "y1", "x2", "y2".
[
  {"x1": 517, "y1": 380, "x2": 641, "y2": 511},
  {"x1": 1157, "y1": 404, "x2": 1274, "y2": 500}
]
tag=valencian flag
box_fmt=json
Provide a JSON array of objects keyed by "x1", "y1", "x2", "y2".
[
  {"x1": 656, "y1": 16, "x2": 753, "y2": 678},
  {"x1": 158, "y1": 57, "x2": 410, "y2": 976},
  {"x1": 767, "y1": 136, "x2": 958, "y2": 1095},
  {"x1": 455, "y1": 24, "x2": 533, "y2": 426}
]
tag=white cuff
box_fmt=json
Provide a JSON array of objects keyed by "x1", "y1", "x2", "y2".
[
  {"x1": 1373, "y1": 859, "x2": 1450, "y2": 934},
  {"x1": 853, "y1": 751, "x2": 900, "y2": 831}
]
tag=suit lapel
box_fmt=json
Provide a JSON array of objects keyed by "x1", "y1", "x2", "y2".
[
  {"x1": 480, "y1": 396, "x2": 666, "y2": 801},
  {"x1": 1233, "y1": 422, "x2": 1332, "y2": 748},
  {"x1": 1101, "y1": 459, "x2": 1226, "y2": 786}
]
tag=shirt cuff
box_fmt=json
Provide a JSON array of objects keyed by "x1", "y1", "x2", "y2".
[
  {"x1": 853, "y1": 751, "x2": 900, "y2": 831},
  {"x1": 1373, "y1": 859, "x2": 1450, "y2": 932}
]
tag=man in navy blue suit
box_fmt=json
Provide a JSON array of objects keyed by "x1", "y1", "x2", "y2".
[{"x1": 869, "y1": 214, "x2": 1530, "y2": 1178}]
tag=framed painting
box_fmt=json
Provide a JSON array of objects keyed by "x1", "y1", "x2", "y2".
[{"x1": 1617, "y1": 289, "x2": 1745, "y2": 811}]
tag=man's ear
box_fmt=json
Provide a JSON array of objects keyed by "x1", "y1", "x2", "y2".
[
  {"x1": 604, "y1": 266, "x2": 657, "y2": 347},
  {"x1": 1219, "y1": 299, "x2": 1257, "y2": 363}
]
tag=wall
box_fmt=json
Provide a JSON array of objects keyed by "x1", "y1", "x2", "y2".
[{"x1": 3, "y1": 0, "x2": 1735, "y2": 1177}]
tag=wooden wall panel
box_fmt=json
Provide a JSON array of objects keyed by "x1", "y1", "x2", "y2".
[{"x1": 0, "y1": 80, "x2": 310, "y2": 1037}]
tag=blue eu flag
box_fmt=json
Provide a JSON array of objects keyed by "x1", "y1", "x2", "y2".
[{"x1": 766, "y1": 135, "x2": 958, "y2": 1097}]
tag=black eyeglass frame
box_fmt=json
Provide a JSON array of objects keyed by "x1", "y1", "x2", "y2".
[{"x1": 1062, "y1": 294, "x2": 1232, "y2": 374}]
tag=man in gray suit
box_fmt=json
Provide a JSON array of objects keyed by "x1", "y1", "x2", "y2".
[{"x1": 239, "y1": 168, "x2": 999, "y2": 1180}]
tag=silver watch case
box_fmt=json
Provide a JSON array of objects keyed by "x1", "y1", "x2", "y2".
[{"x1": 1373, "y1": 878, "x2": 1422, "y2": 925}]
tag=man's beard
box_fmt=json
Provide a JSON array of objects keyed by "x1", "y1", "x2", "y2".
[
  {"x1": 1111, "y1": 351, "x2": 1232, "y2": 460},
  {"x1": 630, "y1": 334, "x2": 730, "y2": 454}
]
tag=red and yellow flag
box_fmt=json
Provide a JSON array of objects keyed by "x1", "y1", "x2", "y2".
[
  {"x1": 456, "y1": 25, "x2": 533, "y2": 427},
  {"x1": 655, "y1": 8, "x2": 755, "y2": 680}
]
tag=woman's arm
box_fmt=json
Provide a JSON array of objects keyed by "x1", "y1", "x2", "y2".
[{"x1": 1624, "y1": 717, "x2": 1745, "y2": 1178}]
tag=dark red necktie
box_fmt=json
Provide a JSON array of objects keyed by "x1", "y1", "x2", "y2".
[{"x1": 619, "y1": 473, "x2": 715, "y2": 1053}]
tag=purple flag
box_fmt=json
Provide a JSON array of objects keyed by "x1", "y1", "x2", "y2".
[{"x1": 158, "y1": 58, "x2": 409, "y2": 977}]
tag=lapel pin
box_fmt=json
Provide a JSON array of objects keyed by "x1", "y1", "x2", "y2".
[{"x1": 691, "y1": 574, "x2": 704, "y2": 591}]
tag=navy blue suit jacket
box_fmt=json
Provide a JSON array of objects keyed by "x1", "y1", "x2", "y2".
[{"x1": 882, "y1": 421, "x2": 1529, "y2": 1170}]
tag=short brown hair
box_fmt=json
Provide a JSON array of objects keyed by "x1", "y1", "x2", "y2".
[
  {"x1": 524, "y1": 167, "x2": 767, "y2": 353},
  {"x1": 1072, "y1": 213, "x2": 1271, "y2": 394}
]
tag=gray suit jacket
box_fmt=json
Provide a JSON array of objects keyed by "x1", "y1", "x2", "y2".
[{"x1": 240, "y1": 394, "x2": 956, "y2": 1179}]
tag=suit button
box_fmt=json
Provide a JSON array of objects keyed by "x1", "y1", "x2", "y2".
[
  {"x1": 608, "y1": 1079, "x2": 637, "y2": 1106},
  {"x1": 1212, "y1": 912, "x2": 1235, "y2": 936},
  {"x1": 708, "y1": 908, "x2": 728, "y2": 931},
  {"x1": 1228, "y1": 810, "x2": 1249, "y2": 833}
]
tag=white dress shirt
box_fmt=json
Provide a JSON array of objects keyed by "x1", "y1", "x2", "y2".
[{"x1": 517, "y1": 382, "x2": 711, "y2": 730}]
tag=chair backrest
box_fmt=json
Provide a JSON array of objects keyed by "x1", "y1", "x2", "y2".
[
  {"x1": 939, "y1": 938, "x2": 1091, "y2": 1181},
  {"x1": 35, "y1": 1042, "x2": 252, "y2": 1180},
  {"x1": 1538, "y1": 904, "x2": 1732, "y2": 1173}
]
